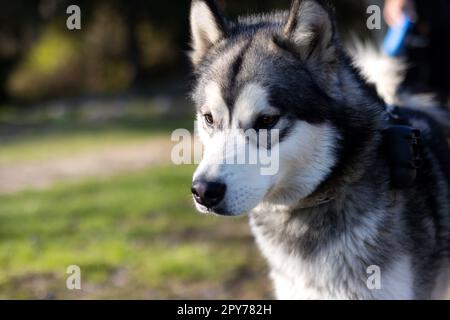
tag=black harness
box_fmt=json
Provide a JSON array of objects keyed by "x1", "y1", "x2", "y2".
[
  {"x1": 297, "y1": 105, "x2": 423, "y2": 209},
  {"x1": 382, "y1": 105, "x2": 423, "y2": 188}
]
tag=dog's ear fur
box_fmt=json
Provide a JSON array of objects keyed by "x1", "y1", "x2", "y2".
[
  {"x1": 190, "y1": 0, "x2": 227, "y2": 66},
  {"x1": 283, "y1": 0, "x2": 336, "y2": 65}
]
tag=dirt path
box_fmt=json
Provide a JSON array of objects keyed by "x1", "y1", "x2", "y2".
[{"x1": 0, "y1": 138, "x2": 174, "y2": 194}]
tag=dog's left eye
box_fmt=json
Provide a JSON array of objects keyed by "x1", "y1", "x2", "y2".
[
  {"x1": 254, "y1": 115, "x2": 280, "y2": 130},
  {"x1": 203, "y1": 113, "x2": 214, "y2": 126}
]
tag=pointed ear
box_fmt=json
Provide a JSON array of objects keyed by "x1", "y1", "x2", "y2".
[
  {"x1": 190, "y1": 0, "x2": 228, "y2": 66},
  {"x1": 283, "y1": 0, "x2": 336, "y2": 64}
]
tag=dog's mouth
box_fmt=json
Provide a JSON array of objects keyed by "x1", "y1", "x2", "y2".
[
  {"x1": 208, "y1": 207, "x2": 234, "y2": 216},
  {"x1": 192, "y1": 197, "x2": 235, "y2": 216}
]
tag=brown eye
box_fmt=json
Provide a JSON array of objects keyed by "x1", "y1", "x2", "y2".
[
  {"x1": 254, "y1": 115, "x2": 280, "y2": 130},
  {"x1": 204, "y1": 113, "x2": 214, "y2": 125}
]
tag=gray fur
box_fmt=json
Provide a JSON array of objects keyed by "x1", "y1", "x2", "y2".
[{"x1": 189, "y1": 0, "x2": 450, "y2": 299}]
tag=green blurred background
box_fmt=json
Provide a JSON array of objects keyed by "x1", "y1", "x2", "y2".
[{"x1": 0, "y1": 0, "x2": 371, "y2": 299}]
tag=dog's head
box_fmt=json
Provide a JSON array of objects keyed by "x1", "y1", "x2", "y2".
[{"x1": 189, "y1": 0, "x2": 382, "y2": 216}]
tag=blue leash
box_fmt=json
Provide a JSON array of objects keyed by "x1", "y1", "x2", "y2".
[{"x1": 382, "y1": 15, "x2": 412, "y2": 57}]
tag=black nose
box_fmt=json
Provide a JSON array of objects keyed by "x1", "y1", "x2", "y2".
[{"x1": 191, "y1": 180, "x2": 226, "y2": 208}]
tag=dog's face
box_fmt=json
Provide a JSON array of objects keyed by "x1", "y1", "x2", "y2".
[{"x1": 189, "y1": 0, "x2": 342, "y2": 216}]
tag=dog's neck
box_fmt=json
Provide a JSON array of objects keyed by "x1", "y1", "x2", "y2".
[
  {"x1": 249, "y1": 172, "x2": 400, "y2": 299},
  {"x1": 305, "y1": 54, "x2": 390, "y2": 205}
]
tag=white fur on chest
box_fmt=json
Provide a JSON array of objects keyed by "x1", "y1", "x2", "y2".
[{"x1": 249, "y1": 207, "x2": 414, "y2": 300}]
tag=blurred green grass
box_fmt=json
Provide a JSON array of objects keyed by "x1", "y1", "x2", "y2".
[
  {"x1": 0, "y1": 98, "x2": 193, "y2": 165},
  {"x1": 0, "y1": 130, "x2": 174, "y2": 165},
  {"x1": 0, "y1": 164, "x2": 269, "y2": 299},
  {"x1": 0, "y1": 130, "x2": 161, "y2": 165}
]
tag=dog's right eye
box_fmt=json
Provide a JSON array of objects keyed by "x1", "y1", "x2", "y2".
[
  {"x1": 204, "y1": 113, "x2": 214, "y2": 126},
  {"x1": 254, "y1": 114, "x2": 280, "y2": 130}
]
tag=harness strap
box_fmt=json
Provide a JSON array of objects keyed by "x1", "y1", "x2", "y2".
[{"x1": 382, "y1": 105, "x2": 423, "y2": 188}]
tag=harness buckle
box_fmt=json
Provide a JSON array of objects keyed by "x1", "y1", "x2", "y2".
[{"x1": 382, "y1": 125, "x2": 423, "y2": 188}]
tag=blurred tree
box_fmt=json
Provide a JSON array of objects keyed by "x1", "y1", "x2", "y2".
[
  {"x1": 0, "y1": 1, "x2": 41, "y2": 102},
  {"x1": 0, "y1": 0, "x2": 369, "y2": 105}
]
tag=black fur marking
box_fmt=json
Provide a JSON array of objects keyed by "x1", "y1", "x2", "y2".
[{"x1": 221, "y1": 40, "x2": 252, "y2": 118}]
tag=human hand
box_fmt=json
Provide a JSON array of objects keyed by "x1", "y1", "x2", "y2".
[{"x1": 384, "y1": 0, "x2": 417, "y2": 27}]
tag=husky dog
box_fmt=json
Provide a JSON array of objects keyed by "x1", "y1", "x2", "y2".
[{"x1": 188, "y1": 0, "x2": 450, "y2": 299}]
